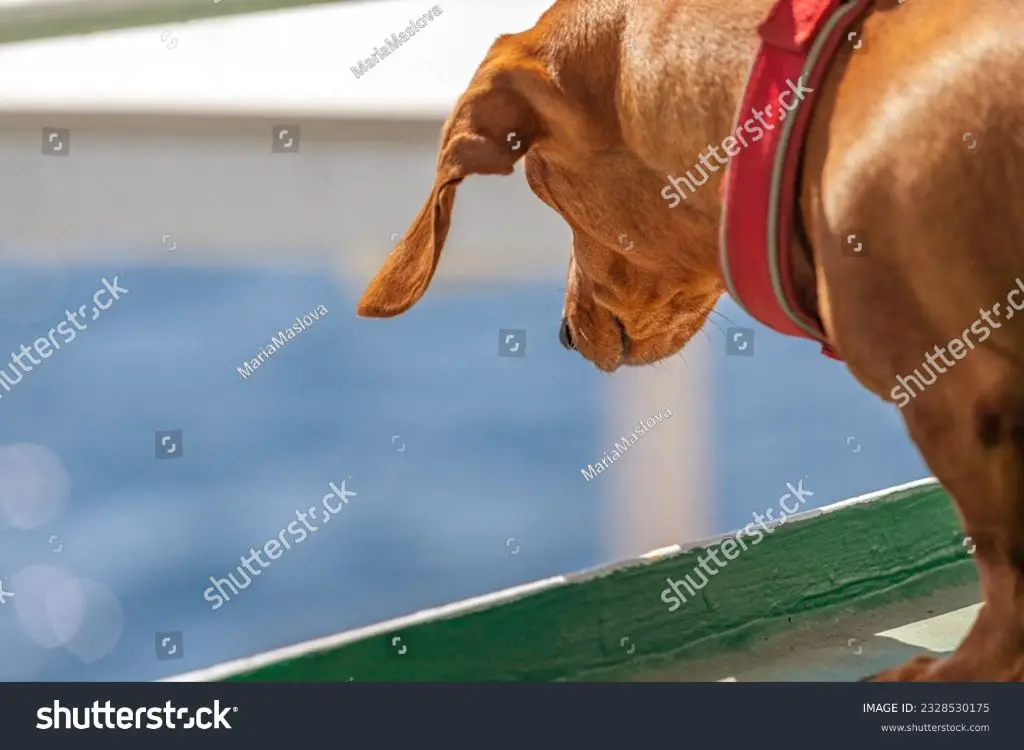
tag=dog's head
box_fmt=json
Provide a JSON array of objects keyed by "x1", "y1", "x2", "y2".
[{"x1": 357, "y1": 7, "x2": 724, "y2": 371}]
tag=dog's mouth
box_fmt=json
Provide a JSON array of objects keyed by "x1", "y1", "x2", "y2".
[
  {"x1": 564, "y1": 301, "x2": 714, "y2": 373},
  {"x1": 619, "y1": 304, "x2": 717, "y2": 369},
  {"x1": 613, "y1": 315, "x2": 631, "y2": 361}
]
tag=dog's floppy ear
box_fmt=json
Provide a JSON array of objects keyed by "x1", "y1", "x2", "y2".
[{"x1": 356, "y1": 50, "x2": 549, "y2": 317}]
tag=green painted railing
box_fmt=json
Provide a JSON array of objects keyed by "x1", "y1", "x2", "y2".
[{"x1": 163, "y1": 478, "x2": 975, "y2": 682}]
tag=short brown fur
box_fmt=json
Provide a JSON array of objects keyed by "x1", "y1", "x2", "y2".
[{"x1": 358, "y1": 0, "x2": 1024, "y2": 680}]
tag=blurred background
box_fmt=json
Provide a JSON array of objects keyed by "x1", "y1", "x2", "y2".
[{"x1": 0, "y1": 0, "x2": 928, "y2": 681}]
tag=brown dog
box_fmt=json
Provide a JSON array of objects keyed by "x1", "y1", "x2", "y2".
[{"x1": 357, "y1": 0, "x2": 1024, "y2": 681}]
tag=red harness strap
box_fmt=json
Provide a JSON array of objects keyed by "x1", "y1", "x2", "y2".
[{"x1": 718, "y1": 0, "x2": 875, "y2": 361}]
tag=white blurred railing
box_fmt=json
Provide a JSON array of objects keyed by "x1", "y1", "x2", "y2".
[
  {"x1": 0, "y1": 0, "x2": 713, "y2": 557},
  {"x1": 0, "y1": 0, "x2": 347, "y2": 43}
]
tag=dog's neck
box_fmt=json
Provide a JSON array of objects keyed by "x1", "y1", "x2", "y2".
[{"x1": 658, "y1": 2, "x2": 822, "y2": 330}]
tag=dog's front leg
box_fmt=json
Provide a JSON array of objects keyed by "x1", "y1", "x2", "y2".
[{"x1": 866, "y1": 379, "x2": 1024, "y2": 682}]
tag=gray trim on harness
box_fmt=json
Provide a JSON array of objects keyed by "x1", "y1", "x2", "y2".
[
  {"x1": 766, "y1": 2, "x2": 862, "y2": 339},
  {"x1": 719, "y1": 1, "x2": 862, "y2": 340}
]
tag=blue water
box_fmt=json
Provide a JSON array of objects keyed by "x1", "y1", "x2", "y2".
[{"x1": 0, "y1": 264, "x2": 927, "y2": 680}]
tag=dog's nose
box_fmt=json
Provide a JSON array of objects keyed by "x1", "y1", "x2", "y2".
[{"x1": 559, "y1": 317, "x2": 576, "y2": 350}]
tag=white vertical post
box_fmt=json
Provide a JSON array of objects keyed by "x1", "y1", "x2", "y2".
[{"x1": 604, "y1": 336, "x2": 712, "y2": 560}]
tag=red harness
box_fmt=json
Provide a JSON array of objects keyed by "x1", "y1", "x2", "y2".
[{"x1": 718, "y1": 0, "x2": 875, "y2": 361}]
